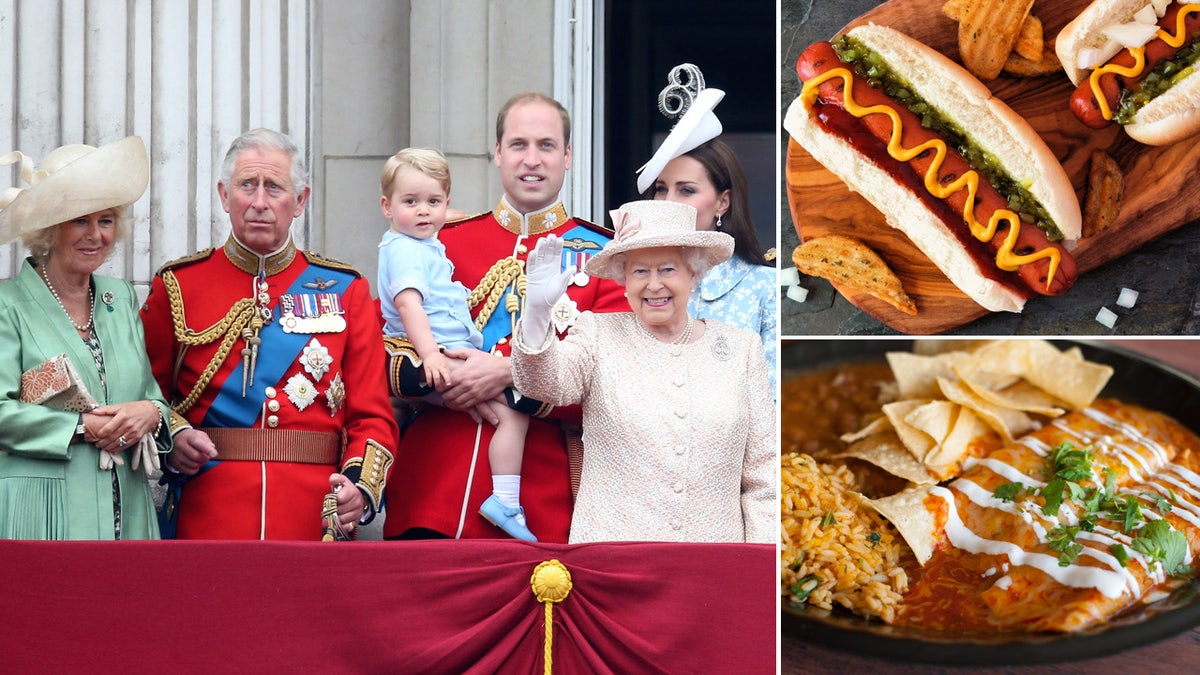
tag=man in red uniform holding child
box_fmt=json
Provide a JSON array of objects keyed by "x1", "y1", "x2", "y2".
[{"x1": 383, "y1": 93, "x2": 626, "y2": 542}]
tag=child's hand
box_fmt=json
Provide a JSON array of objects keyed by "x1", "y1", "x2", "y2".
[{"x1": 422, "y1": 351, "x2": 452, "y2": 389}]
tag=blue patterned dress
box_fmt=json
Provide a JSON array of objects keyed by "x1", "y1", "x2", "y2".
[{"x1": 688, "y1": 254, "x2": 777, "y2": 394}]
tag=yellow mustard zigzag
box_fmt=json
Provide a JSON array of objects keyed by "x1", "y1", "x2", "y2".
[{"x1": 1089, "y1": 5, "x2": 1200, "y2": 121}]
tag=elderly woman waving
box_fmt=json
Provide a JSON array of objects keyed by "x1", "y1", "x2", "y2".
[
  {"x1": 511, "y1": 199, "x2": 774, "y2": 544},
  {"x1": 0, "y1": 137, "x2": 171, "y2": 540}
]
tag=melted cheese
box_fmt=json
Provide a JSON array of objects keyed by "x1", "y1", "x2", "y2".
[
  {"x1": 1089, "y1": 4, "x2": 1200, "y2": 121},
  {"x1": 802, "y1": 68, "x2": 1061, "y2": 288}
]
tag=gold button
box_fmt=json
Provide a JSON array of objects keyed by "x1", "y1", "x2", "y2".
[
  {"x1": 267, "y1": 415, "x2": 279, "y2": 428},
  {"x1": 264, "y1": 386, "x2": 277, "y2": 398},
  {"x1": 267, "y1": 400, "x2": 281, "y2": 412},
  {"x1": 516, "y1": 244, "x2": 528, "y2": 255}
]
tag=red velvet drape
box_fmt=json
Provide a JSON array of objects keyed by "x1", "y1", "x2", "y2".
[{"x1": 0, "y1": 540, "x2": 775, "y2": 673}]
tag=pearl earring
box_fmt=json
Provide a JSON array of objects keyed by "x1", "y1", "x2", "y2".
[{"x1": 715, "y1": 214, "x2": 723, "y2": 229}]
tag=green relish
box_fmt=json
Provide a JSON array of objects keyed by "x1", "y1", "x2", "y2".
[
  {"x1": 831, "y1": 35, "x2": 1066, "y2": 243},
  {"x1": 1114, "y1": 34, "x2": 1200, "y2": 125}
]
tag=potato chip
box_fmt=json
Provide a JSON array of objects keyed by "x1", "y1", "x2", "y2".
[
  {"x1": 958, "y1": 0, "x2": 1035, "y2": 80},
  {"x1": 1002, "y1": 46, "x2": 1063, "y2": 77},
  {"x1": 1082, "y1": 149, "x2": 1125, "y2": 238},
  {"x1": 861, "y1": 485, "x2": 942, "y2": 565},
  {"x1": 937, "y1": 376, "x2": 1038, "y2": 444},
  {"x1": 1013, "y1": 14, "x2": 1043, "y2": 62},
  {"x1": 792, "y1": 234, "x2": 917, "y2": 315},
  {"x1": 837, "y1": 431, "x2": 937, "y2": 486}
]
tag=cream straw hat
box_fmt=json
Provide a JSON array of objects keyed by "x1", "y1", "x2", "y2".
[
  {"x1": 0, "y1": 136, "x2": 149, "y2": 245},
  {"x1": 584, "y1": 200, "x2": 733, "y2": 280}
]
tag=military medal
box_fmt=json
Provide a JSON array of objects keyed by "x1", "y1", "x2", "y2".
[
  {"x1": 284, "y1": 372, "x2": 318, "y2": 411},
  {"x1": 325, "y1": 372, "x2": 345, "y2": 416},
  {"x1": 571, "y1": 252, "x2": 590, "y2": 286},
  {"x1": 301, "y1": 338, "x2": 334, "y2": 381},
  {"x1": 550, "y1": 295, "x2": 579, "y2": 334},
  {"x1": 280, "y1": 292, "x2": 346, "y2": 334}
]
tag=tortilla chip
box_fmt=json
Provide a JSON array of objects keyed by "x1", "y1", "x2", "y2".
[
  {"x1": 937, "y1": 376, "x2": 1037, "y2": 445},
  {"x1": 911, "y1": 340, "x2": 994, "y2": 356},
  {"x1": 903, "y1": 400, "x2": 958, "y2": 448},
  {"x1": 926, "y1": 406, "x2": 993, "y2": 480},
  {"x1": 888, "y1": 351, "x2": 972, "y2": 399},
  {"x1": 840, "y1": 415, "x2": 893, "y2": 444},
  {"x1": 964, "y1": 378, "x2": 1066, "y2": 418},
  {"x1": 883, "y1": 399, "x2": 940, "y2": 462},
  {"x1": 837, "y1": 431, "x2": 937, "y2": 486},
  {"x1": 792, "y1": 234, "x2": 918, "y2": 315},
  {"x1": 968, "y1": 340, "x2": 1113, "y2": 410},
  {"x1": 861, "y1": 485, "x2": 941, "y2": 565}
]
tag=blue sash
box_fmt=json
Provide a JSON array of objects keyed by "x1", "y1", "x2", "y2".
[{"x1": 201, "y1": 263, "x2": 354, "y2": 427}]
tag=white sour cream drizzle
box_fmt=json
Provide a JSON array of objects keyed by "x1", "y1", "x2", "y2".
[{"x1": 938, "y1": 405, "x2": 1200, "y2": 600}]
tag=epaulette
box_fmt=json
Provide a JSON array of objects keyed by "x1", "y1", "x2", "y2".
[
  {"x1": 301, "y1": 250, "x2": 363, "y2": 278},
  {"x1": 441, "y1": 210, "x2": 492, "y2": 231},
  {"x1": 154, "y1": 248, "x2": 215, "y2": 277}
]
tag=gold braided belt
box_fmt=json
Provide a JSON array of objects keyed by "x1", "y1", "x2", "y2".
[{"x1": 200, "y1": 427, "x2": 342, "y2": 465}]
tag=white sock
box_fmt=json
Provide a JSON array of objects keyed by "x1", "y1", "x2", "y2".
[{"x1": 493, "y1": 474, "x2": 521, "y2": 510}]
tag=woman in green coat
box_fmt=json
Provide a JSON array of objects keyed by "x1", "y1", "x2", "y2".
[{"x1": 0, "y1": 136, "x2": 171, "y2": 539}]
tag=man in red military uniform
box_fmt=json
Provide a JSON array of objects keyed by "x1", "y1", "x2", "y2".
[
  {"x1": 383, "y1": 93, "x2": 626, "y2": 542},
  {"x1": 141, "y1": 128, "x2": 398, "y2": 540}
]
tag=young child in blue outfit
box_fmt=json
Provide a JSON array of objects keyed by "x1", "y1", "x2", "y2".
[{"x1": 377, "y1": 147, "x2": 535, "y2": 541}]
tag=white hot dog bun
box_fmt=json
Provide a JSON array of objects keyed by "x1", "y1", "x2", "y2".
[
  {"x1": 784, "y1": 24, "x2": 1081, "y2": 313},
  {"x1": 1057, "y1": 0, "x2": 1200, "y2": 145}
]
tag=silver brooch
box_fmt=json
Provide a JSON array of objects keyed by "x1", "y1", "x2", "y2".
[{"x1": 711, "y1": 335, "x2": 731, "y2": 362}]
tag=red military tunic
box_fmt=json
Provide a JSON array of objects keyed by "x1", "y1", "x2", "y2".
[
  {"x1": 382, "y1": 197, "x2": 627, "y2": 542},
  {"x1": 141, "y1": 236, "x2": 398, "y2": 540}
]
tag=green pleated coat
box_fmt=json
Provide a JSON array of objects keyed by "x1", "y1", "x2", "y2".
[{"x1": 0, "y1": 259, "x2": 172, "y2": 539}]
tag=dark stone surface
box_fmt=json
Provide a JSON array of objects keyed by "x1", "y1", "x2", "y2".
[{"x1": 778, "y1": 0, "x2": 1200, "y2": 336}]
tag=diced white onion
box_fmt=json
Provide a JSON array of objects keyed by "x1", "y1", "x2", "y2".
[
  {"x1": 1078, "y1": 42, "x2": 1123, "y2": 70},
  {"x1": 1134, "y1": 5, "x2": 1158, "y2": 24},
  {"x1": 780, "y1": 266, "x2": 801, "y2": 287},
  {"x1": 1151, "y1": 0, "x2": 1173, "y2": 18},
  {"x1": 1116, "y1": 287, "x2": 1140, "y2": 308},
  {"x1": 1096, "y1": 306, "x2": 1119, "y2": 328},
  {"x1": 1101, "y1": 21, "x2": 1161, "y2": 49},
  {"x1": 786, "y1": 284, "x2": 810, "y2": 304}
]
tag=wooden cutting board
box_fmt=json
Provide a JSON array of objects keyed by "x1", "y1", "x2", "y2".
[{"x1": 785, "y1": 0, "x2": 1200, "y2": 334}]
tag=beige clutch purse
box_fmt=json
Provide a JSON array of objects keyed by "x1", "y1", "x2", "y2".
[{"x1": 19, "y1": 354, "x2": 98, "y2": 412}]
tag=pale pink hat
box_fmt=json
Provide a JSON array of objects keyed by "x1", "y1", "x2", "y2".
[{"x1": 584, "y1": 200, "x2": 733, "y2": 280}]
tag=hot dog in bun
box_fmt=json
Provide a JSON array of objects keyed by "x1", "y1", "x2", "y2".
[
  {"x1": 1057, "y1": 0, "x2": 1200, "y2": 145},
  {"x1": 784, "y1": 23, "x2": 1081, "y2": 314}
]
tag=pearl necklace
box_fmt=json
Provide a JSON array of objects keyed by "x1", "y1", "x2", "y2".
[
  {"x1": 637, "y1": 315, "x2": 694, "y2": 345},
  {"x1": 40, "y1": 265, "x2": 94, "y2": 333}
]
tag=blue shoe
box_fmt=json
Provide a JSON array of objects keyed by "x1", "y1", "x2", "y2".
[{"x1": 479, "y1": 495, "x2": 538, "y2": 541}]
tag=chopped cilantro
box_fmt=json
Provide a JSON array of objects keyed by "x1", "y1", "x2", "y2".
[
  {"x1": 866, "y1": 531, "x2": 882, "y2": 548},
  {"x1": 791, "y1": 574, "x2": 821, "y2": 602},
  {"x1": 1047, "y1": 525, "x2": 1084, "y2": 566},
  {"x1": 821, "y1": 511, "x2": 837, "y2": 528},
  {"x1": 1110, "y1": 543, "x2": 1131, "y2": 567},
  {"x1": 994, "y1": 481, "x2": 1026, "y2": 502},
  {"x1": 1131, "y1": 519, "x2": 1193, "y2": 577},
  {"x1": 789, "y1": 554, "x2": 805, "y2": 572}
]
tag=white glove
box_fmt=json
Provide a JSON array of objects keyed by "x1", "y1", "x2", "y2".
[
  {"x1": 520, "y1": 235, "x2": 576, "y2": 347},
  {"x1": 99, "y1": 449, "x2": 125, "y2": 471},
  {"x1": 131, "y1": 433, "x2": 161, "y2": 473}
]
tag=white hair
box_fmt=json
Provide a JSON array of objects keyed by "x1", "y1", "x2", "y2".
[{"x1": 612, "y1": 246, "x2": 714, "y2": 288}]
